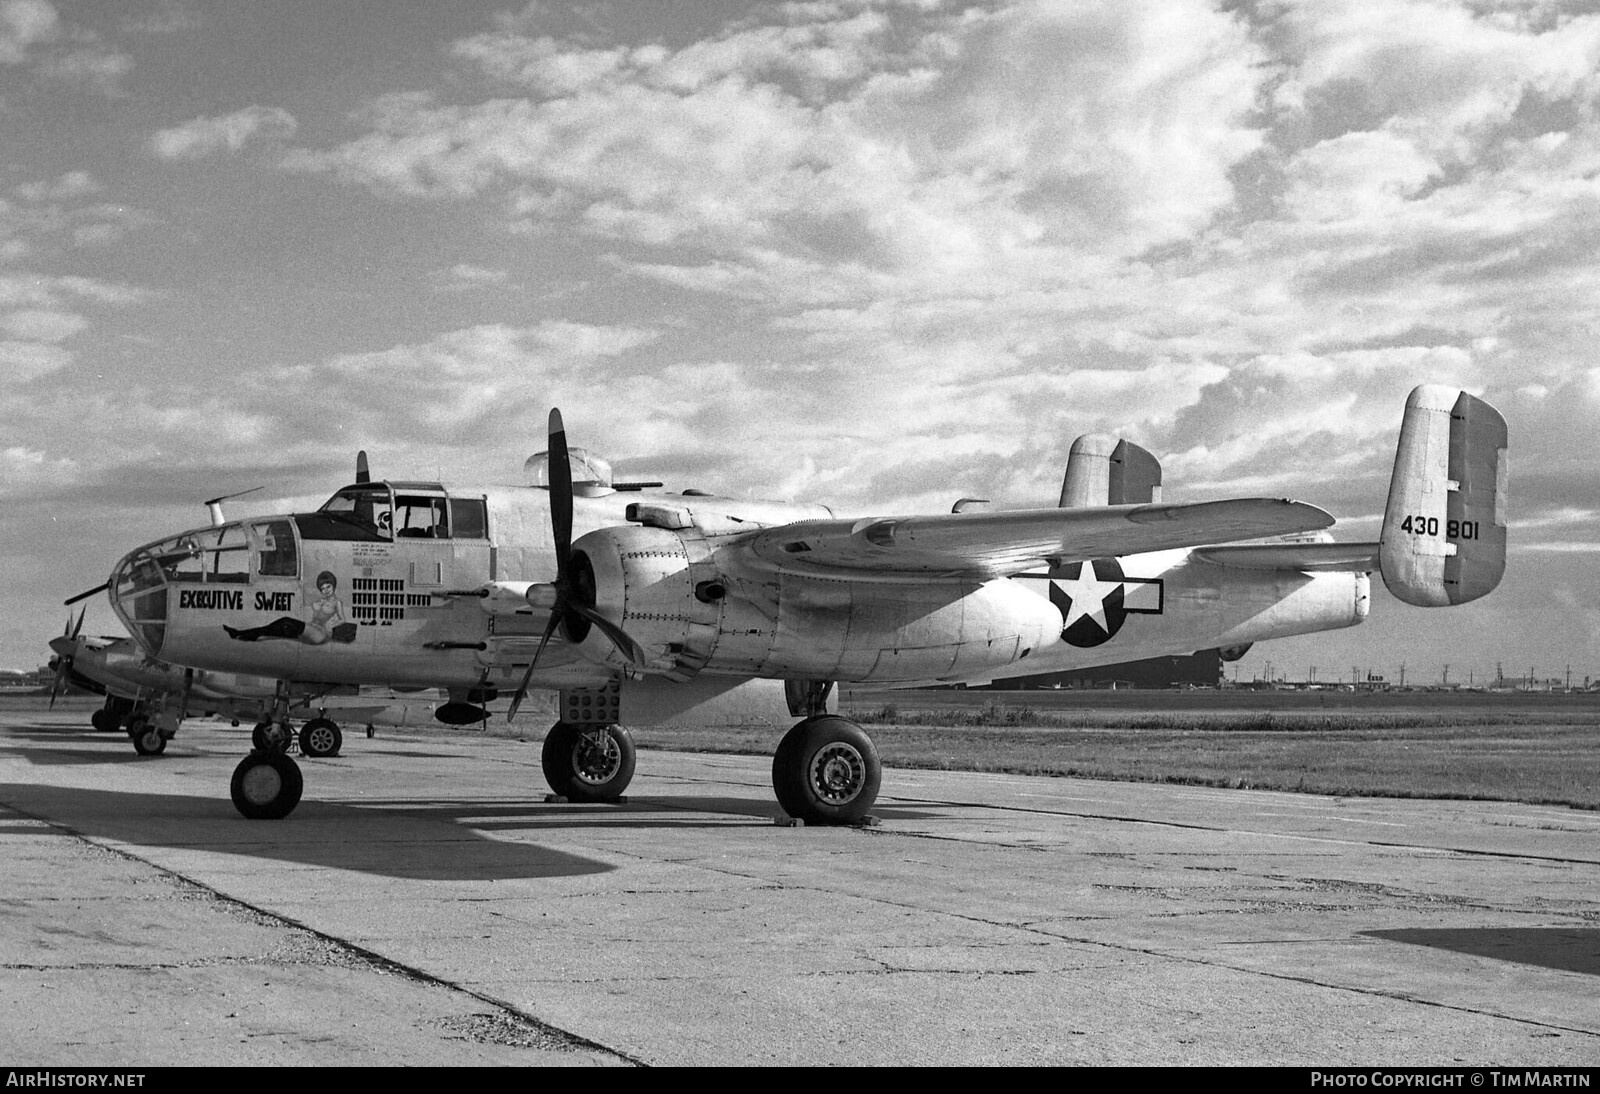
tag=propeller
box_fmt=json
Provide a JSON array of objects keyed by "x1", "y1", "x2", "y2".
[
  {"x1": 48, "y1": 608, "x2": 86, "y2": 707},
  {"x1": 507, "y1": 409, "x2": 646, "y2": 721}
]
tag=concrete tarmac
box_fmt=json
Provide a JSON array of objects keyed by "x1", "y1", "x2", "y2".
[{"x1": 1, "y1": 709, "x2": 1597, "y2": 1067}]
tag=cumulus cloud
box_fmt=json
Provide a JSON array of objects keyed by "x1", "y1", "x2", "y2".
[
  {"x1": 288, "y1": 0, "x2": 1269, "y2": 288},
  {"x1": 149, "y1": 105, "x2": 299, "y2": 161}
]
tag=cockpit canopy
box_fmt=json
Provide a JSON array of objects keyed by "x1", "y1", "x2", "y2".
[
  {"x1": 525, "y1": 447, "x2": 614, "y2": 497},
  {"x1": 309, "y1": 482, "x2": 487, "y2": 541}
]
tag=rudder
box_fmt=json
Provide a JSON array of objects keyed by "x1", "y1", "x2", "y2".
[{"x1": 1379, "y1": 385, "x2": 1507, "y2": 606}]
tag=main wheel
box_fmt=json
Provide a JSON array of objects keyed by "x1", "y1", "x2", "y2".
[
  {"x1": 230, "y1": 751, "x2": 304, "y2": 819},
  {"x1": 772, "y1": 716, "x2": 882, "y2": 825},
  {"x1": 91, "y1": 708, "x2": 120, "y2": 733},
  {"x1": 298, "y1": 718, "x2": 342, "y2": 758},
  {"x1": 128, "y1": 716, "x2": 167, "y2": 757},
  {"x1": 541, "y1": 722, "x2": 636, "y2": 802}
]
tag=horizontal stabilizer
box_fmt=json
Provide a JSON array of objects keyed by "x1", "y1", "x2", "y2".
[
  {"x1": 1380, "y1": 386, "x2": 1508, "y2": 606},
  {"x1": 1191, "y1": 542, "x2": 1380, "y2": 572}
]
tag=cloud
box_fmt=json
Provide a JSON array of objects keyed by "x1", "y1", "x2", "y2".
[
  {"x1": 12, "y1": 170, "x2": 99, "y2": 203},
  {"x1": 0, "y1": 0, "x2": 57, "y2": 65},
  {"x1": 41, "y1": 44, "x2": 131, "y2": 96},
  {"x1": 431, "y1": 262, "x2": 509, "y2": 291},
  {"x1": 149, "y1": 105, "x2": 299, "y2": 161},
  {"x1": 0, "y1": 339, "x2": 70, "y2": 382},
  {"x1": 287, "y1": 0, "x2": 1270, "y2": 289}
]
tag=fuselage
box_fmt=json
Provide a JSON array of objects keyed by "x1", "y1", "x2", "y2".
[{"x1": 107, "y1": 479, "x2": 1369, "y2": 694}]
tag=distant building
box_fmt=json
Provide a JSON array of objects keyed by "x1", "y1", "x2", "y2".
[{"x1": 985, "y1": 649, "x2": 1223, "y2": 690}]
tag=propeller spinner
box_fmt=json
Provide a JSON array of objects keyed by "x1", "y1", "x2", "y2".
[{"x1": 507, "y1": 410, "x2": 646, "y2": 721}]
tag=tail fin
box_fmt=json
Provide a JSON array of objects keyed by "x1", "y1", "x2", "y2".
[
  {"x1": 1379, "y1": 385, "x2": 1507, "y2": 606},
  {"x1": 1060, "y1": 435, "x2": 1163, "y2": 507}
]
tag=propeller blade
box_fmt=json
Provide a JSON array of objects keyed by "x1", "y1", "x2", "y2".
[
  {"x1": 70, "y1": 607, "x2": 85, "y2": 641},
  {"x1": 547, "y1": 409, "x2": 573, "y2": 583},
  {"x1": 507, "y1": 612, "x2": 562, "y2": 723},
  {"x1": 569, "y1": 602, "x2": 647, "y2": 666},
  {"x1": 65, "y1": 582, "x2": 109, "y2": 606}
]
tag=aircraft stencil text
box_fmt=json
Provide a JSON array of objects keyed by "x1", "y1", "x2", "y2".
[{"x1": 255, "y1": 591, "x2": 295, "y2": 611}]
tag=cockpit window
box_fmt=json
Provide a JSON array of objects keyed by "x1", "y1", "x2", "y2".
[
  {"x1": 302, "y1": 484, "x2": 392, "y2": 542},
  {"x1": 394, "y1": 494, "x2": 448, "y2": 539}
]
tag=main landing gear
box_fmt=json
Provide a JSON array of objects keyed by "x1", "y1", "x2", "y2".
[
  {"x1": 541, "y1": 722, "x2": 637, "y2": 802},
  {"x1": 772, "y1": 715, "x2": 882, "y2": 826},
  {"x1": 531, "y1": 713, "x2": 883, "y2": 826},
  {"x1": 249, "y1": 716, "x2": 343, "y2": 757}
]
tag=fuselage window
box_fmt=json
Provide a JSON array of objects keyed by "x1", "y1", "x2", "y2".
[{"x1": 450, "y1": 498, "x2": 488, "y2": 539}]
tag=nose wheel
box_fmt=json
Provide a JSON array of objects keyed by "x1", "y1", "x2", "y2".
[
  {"x1": 772, "y1": 716, "x2": 881, "y2": 825},
  {"x1": 127, "y1": 714, "x2": 168, "y2": 756},
  {"x1": 230, "y1": 750, "x2": 304, "y2": 819}
]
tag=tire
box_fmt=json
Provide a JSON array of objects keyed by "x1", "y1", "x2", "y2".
[
  {"x1": 91, "y1": 708, "x2": 119, "y2": 733},
  {"x1": 541, "y1": 722, "x2": 636, "y2": 802},
  {"x1": 128, "y1": 717, "x2": 167, "y2": 757},
  {"x1": 230, "y1": 751, "x2": 304, "y2": 820},
  {"x1": 298, "y1": 718, "x2": 342, "y2": 758},
  {"x1": 772, "y1": 716, "x2": 881, "y2": 825}
]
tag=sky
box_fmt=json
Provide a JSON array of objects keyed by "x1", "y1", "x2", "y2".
[{"x1": 2, "y1": 0, "x2": 1597, "y2": 687}]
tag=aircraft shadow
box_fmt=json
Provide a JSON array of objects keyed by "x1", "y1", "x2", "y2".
[
  {"x1": 1361, "y1": 927, "x2": 1600, "y2": 977},
  {"x1": 0, "y1": 783, "x2": 613, "y2": 882}
]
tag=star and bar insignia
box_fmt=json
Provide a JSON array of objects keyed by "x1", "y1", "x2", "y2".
[{"x1": 1043, "y1": 558, "x2": 1164, "y2": 648}]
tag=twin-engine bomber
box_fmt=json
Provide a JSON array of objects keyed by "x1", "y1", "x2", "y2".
[{"x1": 94, "y1": 385, "x2": 1507, "y2": 825}]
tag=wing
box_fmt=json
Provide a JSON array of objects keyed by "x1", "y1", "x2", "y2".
[
  {"x1": 1191, "y1": 542, "x2": 1380, "y2": 572},
  {"x1": 740, "y1": 499, "x2": 1334, "y2": 579}
]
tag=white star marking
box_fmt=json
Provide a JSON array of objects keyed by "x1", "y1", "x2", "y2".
[{"x1": 1056, "y1": 561, "x2": 1123, "y2": 634}]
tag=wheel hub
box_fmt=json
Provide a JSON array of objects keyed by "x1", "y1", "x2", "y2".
[
  {"x1": 240, "y1": 765, "x2": 283, "y2": 805},
  {"x1": 307, "y1": 727, "x2": 335, "y2": 753},
  {"x1": 572, "y1": 730, "x2": 621, "y2": 785},
  {"x1": 810, "y1": 743, "x2": 866, "y2": 805}
]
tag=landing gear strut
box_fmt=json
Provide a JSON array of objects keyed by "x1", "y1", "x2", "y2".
[
  {"x1": 772, "y1": 715, "x2": 881, "y2": 825},
  {"x1": 541, "y1": 722, "x2": 636, "y2": 802}
]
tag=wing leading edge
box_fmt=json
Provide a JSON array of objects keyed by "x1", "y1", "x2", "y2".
[{"x1": 741, "y1": 498, "x2": 1335, "y2": 579}]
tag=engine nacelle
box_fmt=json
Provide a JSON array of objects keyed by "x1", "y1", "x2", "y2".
[{"x1": 570, "y1": 524, "x2": 721, "y2": 679}]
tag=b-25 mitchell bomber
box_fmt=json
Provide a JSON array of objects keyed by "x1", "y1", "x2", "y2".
[{"x1": 90, "y1": 385, "x2": 1506, "y2": 824}]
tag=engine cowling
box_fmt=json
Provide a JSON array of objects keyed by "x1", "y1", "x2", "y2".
[{"x1": 569, "y1": 524, "x2": 720, "y2": 680}]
